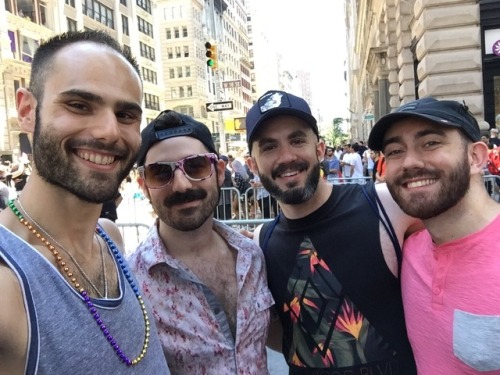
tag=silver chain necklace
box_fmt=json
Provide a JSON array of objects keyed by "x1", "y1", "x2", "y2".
[{"x1": 16, "y1": 198, "x2": 108, "y2": 298}]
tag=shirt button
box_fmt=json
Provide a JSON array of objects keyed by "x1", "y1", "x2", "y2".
[{"x1": 433, "y1": 287, "x2": 441, "y2": 295}]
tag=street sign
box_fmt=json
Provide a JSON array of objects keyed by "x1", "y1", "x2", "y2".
[
  {"x1": 222, "y1": 80, "x2": 241, "y2": 89},
  {"x1": 364, "y1": 113, "x2": 374, "y2": 121},
  {"x1": 206, "y1": 101, "x2": 233, "y2": 112}
]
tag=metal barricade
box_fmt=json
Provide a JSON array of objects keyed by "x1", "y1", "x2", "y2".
[{"x1": 118, "y1": 174, "x2": 500, "y2": 253}]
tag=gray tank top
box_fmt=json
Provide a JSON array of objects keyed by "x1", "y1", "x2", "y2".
[{"x1": 0, "y1": 225, "x2": 170, "y2": 374}]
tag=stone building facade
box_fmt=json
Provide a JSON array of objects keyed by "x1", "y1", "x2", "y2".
[{"x1": 346, "y1": 0, "x2": 500, "y2": 143}]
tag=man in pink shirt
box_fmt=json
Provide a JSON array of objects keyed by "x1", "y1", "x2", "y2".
[
  {"x1": 127, "y1": 110, "x2": 274, "y2": 374},
  {"x1": 368, "y1": 97, "x2": 500, "y2": 374}
]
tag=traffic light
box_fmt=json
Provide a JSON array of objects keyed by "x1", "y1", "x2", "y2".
[{"x1": 205, "y1": 42, "x2": 218, "y2": 70}]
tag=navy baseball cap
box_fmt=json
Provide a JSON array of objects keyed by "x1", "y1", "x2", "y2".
[
  {"x1": 246, "y1": 90, "x2": 318, "y2": 152},
  {"x1": 136, "y1": 110, "x2": 217, "y2": 166},
  {"x1": 368, "y1": 97, "x2": 481, "y2": 151}
]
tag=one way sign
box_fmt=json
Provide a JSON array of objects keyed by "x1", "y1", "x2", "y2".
[{"x1": 206, "y1": 101, "x2": 233, "y2": 112}]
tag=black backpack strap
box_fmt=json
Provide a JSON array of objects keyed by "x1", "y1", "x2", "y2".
[
  {"x1": 260, "y1": 213, "x2": 281, "y2": 254},
  {"x1": 361, "y1": 183, "x2": 402, "y2": 277}
]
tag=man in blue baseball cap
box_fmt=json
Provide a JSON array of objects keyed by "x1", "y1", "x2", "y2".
[
  {"x1": 246, "y1": 90, "x2": 420, "y2": 374},
  {"x1": 368, "y1": 97, "x2": 500, "y2": 374}
]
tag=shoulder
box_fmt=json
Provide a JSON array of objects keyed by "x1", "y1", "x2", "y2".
[
  {"x1": 97, "y1": 218, "x2": 125, "y2": 251},
  {"x1": 375, "y1": 183, "x2": 424, "y2": 237},
  {"x1": 0, "y1": 263, "x2": 28, "y2": 367}
]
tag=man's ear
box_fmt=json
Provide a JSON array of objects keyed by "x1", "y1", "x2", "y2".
[
  {"x1": 16, "y1": 88, "x2": 37, "y2": 134},
  {"x1": 137, "y1": 175, "x2": 151, "y2": 201},
  {"x1": 216, "y1": 159, "x2": 225, "y2": 187},
  {"x1": 316, "y1": 138, "x2": 326, "y2": 160},
  {"x1": 248, "y1": 156, "x2": 259, "y2": 175},
  {"x1": 470, "y1": 141, "x2": 489, "y2": 174}
]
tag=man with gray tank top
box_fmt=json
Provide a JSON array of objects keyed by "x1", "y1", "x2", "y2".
[{"x1": 0, "y1": 30, "x2": 170, "y2": 374}]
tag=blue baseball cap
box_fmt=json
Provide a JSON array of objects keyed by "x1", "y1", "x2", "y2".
[
  {"x1": 368, "y1": 97, "x2": 481, "y2": 151},
  {"x1": 246, "y1": 90, "x2": 318, "y2": 152},
  {"x1": 136, "y1": 110, "x2": 217, "y2": 166}
]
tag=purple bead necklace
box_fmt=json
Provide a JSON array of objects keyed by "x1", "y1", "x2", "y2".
[{"x1": 8, "y1": 199, "x2": 150, "y2": 367}]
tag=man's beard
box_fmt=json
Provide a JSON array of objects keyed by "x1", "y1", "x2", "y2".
[
  {"x1": 259, "y1": 161, "x2": 320, "y2": 205},
  {"x1": 387, "y1": 153, "x2": 470, "y2": 220},
  {"x1": 32, "y1": 112, "x2": 137, "y2": 203}
]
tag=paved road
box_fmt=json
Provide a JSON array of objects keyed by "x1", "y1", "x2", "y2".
[{"x1": 267, "y1": 348, "x2": 288, "y2": 374}]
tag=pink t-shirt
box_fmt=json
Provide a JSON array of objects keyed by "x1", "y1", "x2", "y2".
[{"x1": 402, "y1": 215, "x2": 500, "y2": 374}]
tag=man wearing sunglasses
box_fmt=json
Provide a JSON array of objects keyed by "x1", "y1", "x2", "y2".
[{"x1": 127, "y1": 110, "x2": 274, "y2": 374}]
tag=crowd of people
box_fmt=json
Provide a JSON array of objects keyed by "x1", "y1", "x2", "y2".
[
  {"x1": 1, "y1": 30, "x2": 499, "y2": 375},
  {"x1": 214, "y1": 151, "x2": 278, "y2": 220},
  {"x1": 319, "y1": 141, "x2": 387, "y2": 184}
]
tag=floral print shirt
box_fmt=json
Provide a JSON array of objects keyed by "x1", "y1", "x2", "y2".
[{"x1": 127, "y1": 219, "x2": 274, "y2": 375}]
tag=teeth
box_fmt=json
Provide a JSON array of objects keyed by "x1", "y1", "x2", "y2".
[
  {"x1": 77, "y1": 151, "x2": 115, "y2": 165},
  {"x1": 281, "y1": 171, "x2": 298, "y2": 177},
  {"x1": 407, "y1": 179, "x2": 435, "y2": 188}
]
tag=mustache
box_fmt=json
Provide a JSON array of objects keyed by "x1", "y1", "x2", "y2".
[
  {"x1": 271, "y1": 161, "x2": 309, "y2": 179},
  {"x1": 164, "y1": 189, "x2": 207, "y2": 207}
]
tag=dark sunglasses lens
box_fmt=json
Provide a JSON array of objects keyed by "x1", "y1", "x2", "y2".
[
  {"x1": 183, "y1": 156, "x2": 212, "y2": 179},
  {"x1": 146, "y1": 163, "x2": 174, "y2": 187}
]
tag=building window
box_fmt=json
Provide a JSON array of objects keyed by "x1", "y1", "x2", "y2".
[
  {"x1": 20, "y1": 35, "x2": 39, "y2": 63},
  {"x1": 67, "y1": 17, "x2": 77, "y2": 31},
  {"x1": 166, "y1": 29, "x2": 172, "y2": 39},
  {"x1": 175, "y1": 105, "x2": 194, "y2": 117},
  {"x1": 120, "y1": 0, "x2": 127, "y2": 5},
  {"x1": 123, "y1": 45, "x2": 131, "y2": 55},
  {"x1": 136, "y1": 0, "x2": 151, "y2": 14},
  {"x1": 185, "y1": 66, "x2": 191, "y2": 77},
  {"x1": 82, "y1": 0, "x2": 114, "y2": 29},
  {"x1": 139, "y1": 41, "x2": 155, "y2": 61},
  {"x1": 167, "y1": 48, "x2": 173, "y2": 59},
  {"x1": 187, "y1": 85, "x2": 192, "y2": 97},
  {"x1": 171, "y1": 87, "x2": 177, "y2": 99},
  {"x1": 122, "y1": 15, "x2": 129, "y2": 36},
  {"x1": 65, "y1": 0, "x2": 76, "y2": 7},
  {"x1": 182, "y1": 26, "x2": 188, "y2": 37},
  {"x1": 137, "y1": 16, "x2": 153, "y2": 38},
  {"x1": 144, "y1": 93, "x2": 159, "y2": 110},
  {"x1": 183, "y1": 46, "x2": 189, "y2": 58},
  {"x1": 179, "y1": 87, "x2": 185, "y2": 98},
  {"x1": 174, "y1": 27, "x2": 179, "y2": 38},
  {"x1": 177, "y1": 67, "x2": 183, "y2": 78},
  {"x1": 169, "y1": 68, "x2": 175, "y2": 79},
  {"x1": 175, "y1": 46, "x2": 181, "y2": 58},
  {"x1": 141, "y1": 67, "x2": 157, "y2": 84}
]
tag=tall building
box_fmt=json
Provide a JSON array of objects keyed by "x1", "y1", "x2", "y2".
[
  {"x1": 346, "y1": 0, "x2": 500, "y2": 142},
  {"x1": 155, "y1": 0, "x2": 253, "y2": 153},
  {"x1": 0, "y1": 0, "x2": 163, "y2": 161}
]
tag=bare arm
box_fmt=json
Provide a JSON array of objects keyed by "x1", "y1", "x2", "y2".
[
  {"x1": 0, "y1": 263, "x2": 28, "y2": 375},
  {"x1": 374, "y1": 183, "x2": 424, "y2": 276}
]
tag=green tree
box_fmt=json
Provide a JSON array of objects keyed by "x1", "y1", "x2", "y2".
[{"x1": 323, "y1": 117, "x2": 349, "y2": 147}]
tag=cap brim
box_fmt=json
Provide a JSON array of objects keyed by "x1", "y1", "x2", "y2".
[
  {"x1": 247, "y1": 108, "x2": 318, "y2": 147},
  {"x1": 368, "y1": 112, "x2": 463, "y2": 151}
]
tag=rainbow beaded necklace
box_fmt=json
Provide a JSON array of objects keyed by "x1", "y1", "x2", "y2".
[{"x1": 8, "y1": 199, "x2": 150, "y2": 367}]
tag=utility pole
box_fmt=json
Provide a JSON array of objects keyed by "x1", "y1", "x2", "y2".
[{"x1": 207, "y1": 0, "x2": 226, "y2": 153}]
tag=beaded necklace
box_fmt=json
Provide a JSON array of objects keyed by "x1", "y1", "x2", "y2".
[
  {"x1": 17, "y1": 198, "x2": 107, "y2": 298},
  {"x1": 8, "y1": 199, "x2": 150, "y2": 366}
]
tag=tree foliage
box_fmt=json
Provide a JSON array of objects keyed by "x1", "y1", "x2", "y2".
[{"x1": 322, "y1": 117, "x2": 349, "y2": 147}]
